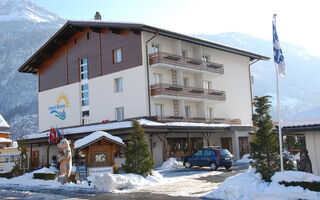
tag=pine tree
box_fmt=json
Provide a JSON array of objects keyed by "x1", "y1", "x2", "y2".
[
  {"x1": 250, "y1": 96, "x2": 293, "y2": 182},
  {"x1": 11, "y1": 139, "x2": 29, "y2": 176},
  {"x1": 122, "y1": 119, "x2": 154, "y2": 176}
]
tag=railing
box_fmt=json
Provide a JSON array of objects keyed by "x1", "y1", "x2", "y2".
[
  {"x1": 155, "y1": 116, "x2": 241, "y2": 124},
  {"x1": 149, "y1": 52, "x2": 224, "y2": 74},
  {"x1": 150, "y1": 83, "x2": 226, "y2": 101}
]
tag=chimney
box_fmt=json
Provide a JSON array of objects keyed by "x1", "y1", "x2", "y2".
[{"x1": 94, "y1": 12, "x2": 101, "y2": 20}]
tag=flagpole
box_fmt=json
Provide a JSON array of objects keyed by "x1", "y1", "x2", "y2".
[{"x1": 274, "y1": 15, "x2": 284, "y2": 172}]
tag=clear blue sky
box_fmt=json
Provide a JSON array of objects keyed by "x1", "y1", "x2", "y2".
[{"x1": 31, "y1": 0, "x2": 320, "y2": 56}]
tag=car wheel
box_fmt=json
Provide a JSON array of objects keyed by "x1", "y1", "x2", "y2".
[
  {"x1": 225, "y1": 165, "x2": 231, "y2": 170},
  {"x1": 184, "y1": 161, "x2": 192, "y2": 168},
  {"x1": 210, "y1": 162, "x2": 217, "y2": 170}
]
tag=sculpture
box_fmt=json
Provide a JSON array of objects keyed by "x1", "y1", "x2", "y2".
[
  {"x1": 297, "y1": 144, "x2": 313, "y2": 173},
  {"x1": 57, "y1": 139, "x2": 72, "y2": 179}
]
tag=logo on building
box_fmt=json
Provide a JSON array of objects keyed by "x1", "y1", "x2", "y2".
[{"x1": 48, "y1": 93, "x2": 70, "y2": 120}]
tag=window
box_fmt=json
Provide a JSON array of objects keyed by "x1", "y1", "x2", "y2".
[
  {"x1": 185, "y1": 106, "x2": 191, "y2": 118},
  {"x1": 80, "y1": 57, "x2": 88, "y2": 80},
  {"x1": 113, "y1": 48, "x2": 122, "y2": 63},
  {"x1": 203, "y1": 81, "x2": 211, "y2": 90},
  {"x1": 151, "y1": 43, "x2": 160, "y2": 53},
  {"x1": 206, "y1": 107, "x2": 213, "y2": 119},
  {"x1": 115, "y1": 107, "x2": 124, "y2": 121},
  {"x1": 183, "y1": 78, "x2": 190, "y2": 87},
  {"x1": 114, "y1": 77, "x2": 123, "y2": 92},
  {"x1": 153, "y1": 73, "x2": 162, "y2": 84},
  {"x1": 181, "y1": 49, "x2": 188, "y2": 58},
  {"x1": 155, "y1": 104, "x2": 163, "y2": 117},
  {"x1": 82, "y1": 111, "x2": 90, "y2": 117},
  {"x1": 10, "y1": 155, "x2": 20, "y2": 163},
  {"x1": 0, "y1": 156, "x2": 8, "y2": 163},
  {"x1": 202, "y1": 55, "x2": 210, "y2": 63},
  {"x1": 194, "y1": 150, "x2": 203, "y2": 156},
  {"x1": 203, "y1": 150, "x2": 212, "y2": 156},
  {"x1": 81, "y1": 83, "x2": 89, "y2": 107}
]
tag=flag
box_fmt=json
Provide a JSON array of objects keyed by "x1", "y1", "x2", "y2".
[{"x1": 273, "y1": 14, "x2": 286, "y2": 78}]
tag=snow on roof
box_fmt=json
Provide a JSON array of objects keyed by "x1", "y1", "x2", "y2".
[
  {"x1": 0, "y1": 115, "x2": 10, "y2": 129},
  {"x1": 23, "y1": 119, "x2": 233, "y2": 140},
  {"x1": 0, "y1": 137, "x2": 12, "y2": 143},
  {"x1": 282, "y1": 106, "x2": 320, "y2": 127},
  {"x1": 74, "y1": 131, "x2": 125, "y2": 149}
]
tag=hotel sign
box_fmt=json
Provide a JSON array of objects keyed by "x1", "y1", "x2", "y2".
[{"x1": 48, "y1": 93, "x2": 70, "y2": 120}]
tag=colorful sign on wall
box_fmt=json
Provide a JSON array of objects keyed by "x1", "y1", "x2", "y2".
[{"x1": 48, "y1": 93, "x2": 70, "y2": 120}]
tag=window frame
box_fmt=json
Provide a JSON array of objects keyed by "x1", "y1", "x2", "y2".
[
  {"x1": 153, "y1": 73, "x2": 162, "y2": 84},
  {"x1": 155, "y1": 104, "x2": 164, "y2": 117},
  {"x1": 115, "y1": 107, "x2": 124, "y2": 121},
  {"x1": 183, "y1": 77, "x2": 190, "y2": 88},
  {"x1": 184, "y1": 106, "x2": 191, "y2": 118},
  {"x1": 151, "y1": 43, "x2": 160, "y2": 53},
  {"x1": 113, "y1": 48, "x2": 123, "y2": 64},
  {"x1": 114, "y1": 77, "x2": 123, "y2": 92}
]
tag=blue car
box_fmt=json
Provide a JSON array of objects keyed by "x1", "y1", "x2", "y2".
[{"x1": 183, "y1": 148, "x2": 233, "y2": 170}]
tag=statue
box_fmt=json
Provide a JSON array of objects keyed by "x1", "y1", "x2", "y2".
[
  {"x1": 57, "y1": 139, "x2": 72, "y2": 183},
  {"x1": 297, "y1": 144, "x2": 313, "y2": 173}
]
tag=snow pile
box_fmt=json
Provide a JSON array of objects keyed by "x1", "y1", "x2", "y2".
[
  {"x1": 0, "y1": 168, "x2": 91, "y2": 189},
  {"x1": 235, "y1": 154, "x2": 253, "y2": 163},
  {"x1": 90, "y1": 171, "x2": 165, "y2": 192},
  {"x1": 157, "y1": 158, "x2": 184, "y2": 170},
  {"x1": 74, "y1": 131, "x2": 125, "y2": 149},
  {"x1": 272, "y1": 171, "x2": 320, "y2": 183},
  {"x1": 205, "y1": 168, "x2": 320, "y2": 200}
]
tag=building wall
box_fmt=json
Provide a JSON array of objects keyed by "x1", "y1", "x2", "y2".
[
  {"x1": 38, "y1": 29, "x2": 142, "y2": 92},
  {"x1": 89, "y1": 65, "x2": 148, "y2": 123},
  {"x1": 39, "y1": 82, "x2": 81, "y2": 132},
  {"x1": 305, "y1": 131, "x2": 320, "y2": 175}
]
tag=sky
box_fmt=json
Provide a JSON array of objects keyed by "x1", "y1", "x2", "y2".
[{"x1": 31, "y1": 0, "x2": 320, "y2": 57}]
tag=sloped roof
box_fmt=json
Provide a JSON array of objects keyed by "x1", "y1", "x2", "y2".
[
  {"x1": 18, "y1": 20, "x2": 269, "y2": 74},
  {"x1": 74, "y1": 131, "x2": 125, "y2": 149},
  {"x1": 282, "y1": 106, "x2": 320, "y2": 128},
  {"x1": 0, "y1": 115, "x2": 10, "y2": 130}
]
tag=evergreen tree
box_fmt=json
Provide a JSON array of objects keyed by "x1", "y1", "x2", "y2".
[
  {"x1": 250, "y1": 96, "x2": 293, "y2": 182},
  {"x1": 122, "y1": 119, "x2": 154, "y2": 176},
  {"x1": 11, "y1": 139, "x2": 29, "y2": 176}
]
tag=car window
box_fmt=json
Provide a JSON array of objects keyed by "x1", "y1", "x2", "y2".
[
  {"x1": 194, "y1": 150, "x2": 203, "y2": 156},
  {"x1": 219, "y1": 149, "x2": 231, "y2": 157},
  {"x1": 203, "y1": 150, "x2": 211, "y2": 156}
]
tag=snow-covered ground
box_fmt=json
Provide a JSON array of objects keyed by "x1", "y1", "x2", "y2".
[{"x1": 205, "y1": 167, "x2": 320, "y2": 200}]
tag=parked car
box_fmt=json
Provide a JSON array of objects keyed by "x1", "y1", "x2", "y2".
[{"x1": 183, "y1": 148, "x2": 233, "y2": 170}]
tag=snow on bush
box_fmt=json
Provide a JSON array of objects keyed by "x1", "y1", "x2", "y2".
[
  {"x1": 272, "y1": 171, "x2": 320, "y2": 183},
  {"x1": 235, "y1": 154, "x2": 253, "y2": 163},
  {"x1": 90, "y1": 171, "x2": 165, "y2": 192},
  {"x1": 157, "y1": 158, "x2": 184, "y2": 170},
  {"x1": 205, "y1": 167, "x2": 320, "y2": 200}
]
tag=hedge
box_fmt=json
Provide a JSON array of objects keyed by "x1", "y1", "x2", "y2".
[
  {"x1": 279, "y1": 181, "x2": 320, "y2": 192},
  {"x1": 0, "y1": 173, "x2": 13, "y2": 179},
  {"x1": 33, "y1": 173, "x2": 58, "y2": 180}
]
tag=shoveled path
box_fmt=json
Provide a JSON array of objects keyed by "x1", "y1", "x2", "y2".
[{"x1": 79, "y1": 162, "x2": 248, "y2": 200}]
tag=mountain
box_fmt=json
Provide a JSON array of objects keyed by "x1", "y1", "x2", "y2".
[
  {"x1": 194, "y1": 33, "x2": 320, "y2": 119},
  {"x1": 0, "y1": 0, "x2": 64, "y2": 140}
]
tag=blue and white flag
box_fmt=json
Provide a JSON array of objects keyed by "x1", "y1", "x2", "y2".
[{"x1": 273, "y1": 15, "x2": 286, "y2": 78}]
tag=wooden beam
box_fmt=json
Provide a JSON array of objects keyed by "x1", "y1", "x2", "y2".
[
  {"x1": 120, "y1": 30, "x2": 130, "y2": 35},
  {"x1": 30, "y1": 144, "x2": 33, "y2": 170},
  {"x1": 187, "y1": 133, "x2": 191, "y2": 155},
  {"x1": 156, "y1": 133, "x2": 168, "y2": 162}
]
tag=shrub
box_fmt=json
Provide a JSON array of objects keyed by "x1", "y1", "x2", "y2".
[
  {"x1": 279, "y1": 181, "x2": 320, "y2": 192},
  {"x1": 33, "y1": 173, "x2": 58, "y2": 180},
  {"x1": 0, "y1": 173, "x2": 13, "y2": 179}
]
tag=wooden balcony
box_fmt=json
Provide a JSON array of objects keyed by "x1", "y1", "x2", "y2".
[
  {"x1": 149, "y1": 52, "x2": 224, "y2": 74},
  {"x1": 150, "y1": 83, "x2": 226, "y2": 101},
  {"x1": 155, "y1": 116, "x2": 241, "y2": 124}
]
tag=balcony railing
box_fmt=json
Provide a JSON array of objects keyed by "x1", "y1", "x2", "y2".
[
  {"x1": 150, "y1": 83, "x2": 226, "y2": 101},
  {"x1": 149, "y1": 52, "x2": 224, "y2": 74},
  {"x1": 154, "y1": 116, "x2": 241, "y2": 124}
]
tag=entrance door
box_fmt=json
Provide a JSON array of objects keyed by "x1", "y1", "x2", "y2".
[
  {"x1": 32, "y1": 151, "x2": 39, "y2": 169},
  {"x1": 221, "y1": 138, "x2": 233, "y2": 153},
  {"x1": 239, "y1": 137, "x2": 249, "y2": 158}
]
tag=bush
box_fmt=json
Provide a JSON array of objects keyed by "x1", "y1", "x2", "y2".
[
  {"x1": 33, "y1": 173, "x2": 58, "y2": 180},
  {"x1": 279, "y1": 181, "x2": 320, "y2": 192},
  {"x1": 0, "y1": 173, "x2": 13, "y2": 179}
]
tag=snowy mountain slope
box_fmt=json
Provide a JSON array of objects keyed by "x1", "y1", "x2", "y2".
[
  {"x1": 0, "y1": 0, "x2": 64, "y2": 140},
  {"x1": 195, "y1": 33, "x2": 320, "y2": 119},
  {"x1": 0, "y1": 0, "x2": 62, "y2": 23}
]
